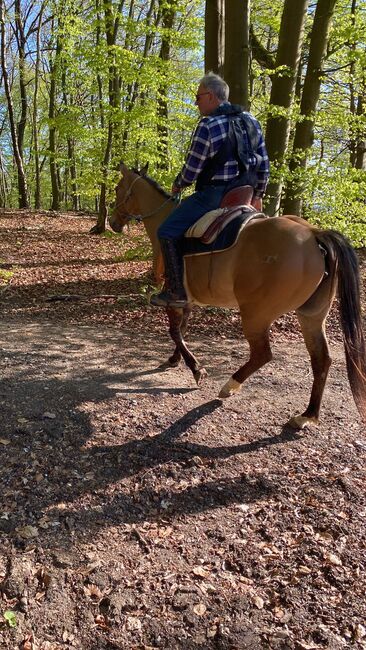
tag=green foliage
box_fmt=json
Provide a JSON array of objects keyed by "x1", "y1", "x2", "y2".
[
  {"x1": 3, "y1": 610, "x2": 17, "y2": 628},
  {"x1": 0, "y1": 269, "x2": 14, "y2": 284},
  {"x1": 1, "y1": 0, "x2": 365, "y2": 246}
]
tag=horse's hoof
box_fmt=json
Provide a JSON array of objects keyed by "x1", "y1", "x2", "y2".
[
  {"x1": 287, "y1": 414, "x2": 318, "y2": 429},
  {"x1": 167, "y1": 357, "x2": 180, "y2": 368},
  {"x1": 218, "y1": 378, "x2": 241, "y2": 398},
  {"x1": 158, "y1": 358, "x2": 180, "y2": 369},
  {"x1": 194, "y1": 368, "x2": 207, "y2": 386}
]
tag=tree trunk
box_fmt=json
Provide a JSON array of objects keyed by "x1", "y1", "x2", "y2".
[
  {"x1": 92, "y1": 0, "x2": 125, "y2": 234},
  {"x1": 157, "y1": 0, "x2": 177, "y2": 167},
  {"x1": 0, "y1": 0, "x2": 29, "y2": 208},
  {"x1": 33, "y1": 3, "x2": 44, "y2": 209},
  {"x1": 264, "y1": 0, "x2": 309, "y2": 216},
  {"x1": 205, "y1": 0, "x2": 224, "y2": 75},
  {"x1": 224, "y1": 0, "x2": 250, "y2": 108},
  {"x1": 48, "y1": 19, "x2": 61, "y2": 211},
  {"x1": 282, "y1": 0, "x2": 337, "y2": 215},
  {"x1": 348, "y1": 0, "x2": 366, "y2": 171}
]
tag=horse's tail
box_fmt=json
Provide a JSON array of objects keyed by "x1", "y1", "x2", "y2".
[{"x1": 315, "y1": 229, "x2": 366, "y2": 422}]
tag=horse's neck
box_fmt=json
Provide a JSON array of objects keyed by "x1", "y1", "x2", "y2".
[{"x1": 140, "y1": 181, "x2": 174, "y2": 256}]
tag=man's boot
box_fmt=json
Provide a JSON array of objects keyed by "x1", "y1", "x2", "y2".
[{"x1": 150, "y1": 238, "x2": 189, "y2": 308}]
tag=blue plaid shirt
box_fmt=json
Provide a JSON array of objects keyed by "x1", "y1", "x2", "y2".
[{"x1": 175, "y1": 105, "x2": 269, "y2": 198}]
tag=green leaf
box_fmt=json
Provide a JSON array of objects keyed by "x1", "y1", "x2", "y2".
[{"x1": 3, "y1": 610, "x2": 17, "y2": 628}]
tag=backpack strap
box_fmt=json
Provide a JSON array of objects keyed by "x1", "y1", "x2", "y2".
[{"x1": 195, "y1": 106, "x2": 261, "y2": 190}]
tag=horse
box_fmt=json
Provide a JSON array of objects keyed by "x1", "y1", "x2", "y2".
[{"x1": 109, "y1": 162, "x2": 366, "y2": 429}]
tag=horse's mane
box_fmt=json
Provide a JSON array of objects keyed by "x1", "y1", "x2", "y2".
[{"x1": 133, "y1": 168, "x2": 172, "y2": 200}]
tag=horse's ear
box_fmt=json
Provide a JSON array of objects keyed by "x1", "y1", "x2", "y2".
[
  {"x1": 119, "y1": 160, "x2": 127, "y2": 172},
  {"x1": 139, "y1": 162, "x2": 149, "y2": 177}
]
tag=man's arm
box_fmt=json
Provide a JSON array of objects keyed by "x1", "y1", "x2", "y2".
[{"x1": 173, "y1": 120, "x2": 211, "y2": 190}]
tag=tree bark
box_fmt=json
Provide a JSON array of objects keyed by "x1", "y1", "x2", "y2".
[
  {"x1": 33, "y1": 3, "x2": 44, "y2": 209},
  {"x1": 157, "y1": 0, "x2": 177, "y2": 167},
  {"x1": 48, "y1": 18, "x2": 61, "y2": 211},
  {"x1": 282, "y1": 0, "x2": 337, "y2": 215},
  {"x1": 349, "y1": 0, "x2": 366, "y2": 171},
  {"x1": 92, "y1": 0, "x2": 125, "y2": 233},
  {"x1": 205, "y1": 0, "x2": 224, "y2": 75},
  {"x1": 224, "y1": 0, "x2": 250, "y2": 108},
  {"x1": 264, "y1": 0, "x2": 309, "y2": 216},
  {"x1": 0, "y1": 0, "x2": 29, "y2": 208}
]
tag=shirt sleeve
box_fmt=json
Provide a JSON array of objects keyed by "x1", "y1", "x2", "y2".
[{"x1": 174, "y1": 120, "x2": 211, "y2": 188}]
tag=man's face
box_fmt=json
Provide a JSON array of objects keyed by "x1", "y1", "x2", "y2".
[{"x1": 195, "y1": 84, "x2": 221, "y2": 116}]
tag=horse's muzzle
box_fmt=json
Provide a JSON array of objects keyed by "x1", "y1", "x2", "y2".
[{"x1": 108, "y1": 214, "x2": 123, "y2": 232}]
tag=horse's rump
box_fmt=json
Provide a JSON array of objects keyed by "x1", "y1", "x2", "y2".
[{"x1": 184, "y1": 215, "x2": 326, "y2": 310}]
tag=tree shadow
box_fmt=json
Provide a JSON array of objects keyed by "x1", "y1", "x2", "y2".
[{"x1": 0, "y1": 321, "x2": 304, "y2": 554}]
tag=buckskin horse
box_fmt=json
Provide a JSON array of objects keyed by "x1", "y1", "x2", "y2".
[{"x1": 109, "y1": 162, "x2": 366, "y2": 429}]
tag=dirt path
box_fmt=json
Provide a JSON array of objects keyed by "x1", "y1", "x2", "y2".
[{"x1": 0, "y1": 211, "x2": 365, "y2": 649}]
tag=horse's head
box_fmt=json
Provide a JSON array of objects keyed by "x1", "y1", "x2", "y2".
[{"x1": 109, "y1": 162, "x2": 149, "y2": 232}]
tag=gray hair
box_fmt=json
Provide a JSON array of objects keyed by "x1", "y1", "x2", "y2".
[{"x1": 199, "y1": 72, "x2": 229, "y2": 101}]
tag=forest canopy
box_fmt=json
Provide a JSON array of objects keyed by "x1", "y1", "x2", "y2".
[{"x1": 0, "y1": 0, "x2": 365, "y2": 245}]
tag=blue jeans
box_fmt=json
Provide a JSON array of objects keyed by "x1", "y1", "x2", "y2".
[{"x1": 158, "y1": 185, "x2": 228, "y2": 239}]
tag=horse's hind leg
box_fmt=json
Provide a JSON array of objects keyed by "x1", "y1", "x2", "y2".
[
  {"x1": 288, "y1": 310, "x2": 332, "y2": 429},
  {"x1": 166, "y1": 306, "x2": 191, "y2": 367},
  {"x1": 166, "y1": 306, "x2": 207, "y2": 385},
  {"x1": 219, "y1": 320, "x2": 272, "y2": 398}
]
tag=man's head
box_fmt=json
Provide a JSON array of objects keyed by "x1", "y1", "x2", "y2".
[{"x1": 195, "y1": 72, "x2": 229, "y2": 116}]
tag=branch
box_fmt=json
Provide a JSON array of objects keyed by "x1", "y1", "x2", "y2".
[{"x1": 250, "y1": 25, "x2": 276, "y2": 70}]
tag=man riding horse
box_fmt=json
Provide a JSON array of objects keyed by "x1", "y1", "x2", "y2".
[{"x1": 150, "y1": 72, "x2": 270, "y2": 309}]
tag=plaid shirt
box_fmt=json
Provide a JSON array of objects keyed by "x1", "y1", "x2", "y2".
[{"x1": 175, "y1": 106, "x2": 269, "y2": 198}]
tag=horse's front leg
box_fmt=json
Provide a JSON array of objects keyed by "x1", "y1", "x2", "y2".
[
  {"x1": 166, "y1": 306, "x2": 207, "y2": 385},
  {"x1": 167, "y1": 305, "x2": 191, "y2": 367}
]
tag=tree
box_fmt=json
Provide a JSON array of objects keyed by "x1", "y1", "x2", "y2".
[
  {"x1": 282, "y1": 0, "x2": 337, "y2": 215},
  {"x1": 264, "y1": 0, "x2": 309, "y2": 216},
  {"x1": 0, "y1": 0, "x2": 29, "y2": 207},
  {"x1": 224, "y1": 0, "x2": 250, "y2": 108},
  {"x1": 204, "y1": 0, "x2": 224, "y2": 74}
]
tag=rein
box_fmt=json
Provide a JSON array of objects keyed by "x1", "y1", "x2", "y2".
[{"x1": 114, "y1": 174, "x2": 179, "y2": 223}]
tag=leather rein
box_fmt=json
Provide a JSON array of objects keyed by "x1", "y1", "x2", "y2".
[{"x1": 114, "y1": 174, "x2": 179, "y2": 223}]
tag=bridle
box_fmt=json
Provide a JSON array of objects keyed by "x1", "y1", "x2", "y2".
[{"x1": 114, "y1": 173, "x2": 178, "y2": 224}]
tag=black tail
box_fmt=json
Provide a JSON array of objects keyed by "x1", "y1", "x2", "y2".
[{"x1": 316, "y1": 230, "x2": 366, "y2": 422}]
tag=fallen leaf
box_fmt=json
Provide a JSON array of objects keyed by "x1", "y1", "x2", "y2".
[
  {"x1": 324, "y1": 552, "x2": 342, "y2": 567},
  {"x1": 95, "y1": 614, "x2": 109, "y2": 629},
  {"x1": 355, "y1": 624, "x2": 366, "y2": 641},
  {"x1": 253, "y1": 595, "x2": 264, "y2": 609},
  {"x1": 125, "y1": 616, "x2": 142, "y2": 631},
  {"x1": 42, "y1": 412, "x2": 56, "y2": 419},
  {"x1": 193, "y1": 603, "x2": 207, "y2": 616},
  {"x1": 0, "y1": 438, "x2": 11, "y2": 445},
  {"x1": 17, "y1": 525, "x2": 39, "y2": 539},
  {"x1": 3, "y1": 610, "x2": 17, "y2": 627},
  {"x1": 298, "y1": 565, "x2": 312, "y2": 575},
  {"x1": 84, "y1": 583, "x2": 103, "y2": 600},
  {"x1": 193, "y1": 566, "x2": 209, "y2": 578}
]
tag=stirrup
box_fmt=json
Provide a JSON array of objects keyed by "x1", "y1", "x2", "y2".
[{"x1": 150, "y1": 290, "x2": 188, "y2": 308}]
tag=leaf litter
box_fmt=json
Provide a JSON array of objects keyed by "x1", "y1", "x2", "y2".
[{"x1": 0, "y1": 210, "x2": 365, "y2": 649}]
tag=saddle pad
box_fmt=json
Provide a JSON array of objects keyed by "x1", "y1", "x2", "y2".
[
  {"x1": 185, "y1": 205, "x2": 256, "y2": 243},
  {"x1": 185, "y1": 208, "x2": 224, "y2": 239},
  {"x1": 184, "y1": 211, "x2": 266, "y2": 257}
]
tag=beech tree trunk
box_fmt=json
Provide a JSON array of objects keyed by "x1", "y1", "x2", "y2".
[
  {"x1": 48, "y1": 19, "x2": 61, "y2": 211},
  {"x1": 282, "y1": 0, "x2": 337, "y2": 215},
  {"x1": 205, "y1": 0, "x2": 224, "y2": 75},
  {"x1": 157, "y1": 0, "x2": 177, "y2": 167},
  {"x1": 0, "y1": 0, "x2": 29, "y2": 208},
  {"x1": 224, "y1": 0, "x2": 250, "y2": 108},
  {"x1": 349, "y1": 0, "x2": 366, "y2": 171},
  {"x1": 33, "y1": 3, "x2": 44, "y2": 209},
  {"x1": 264, "y1": 0, "x2": 309, "y2": 216}
]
